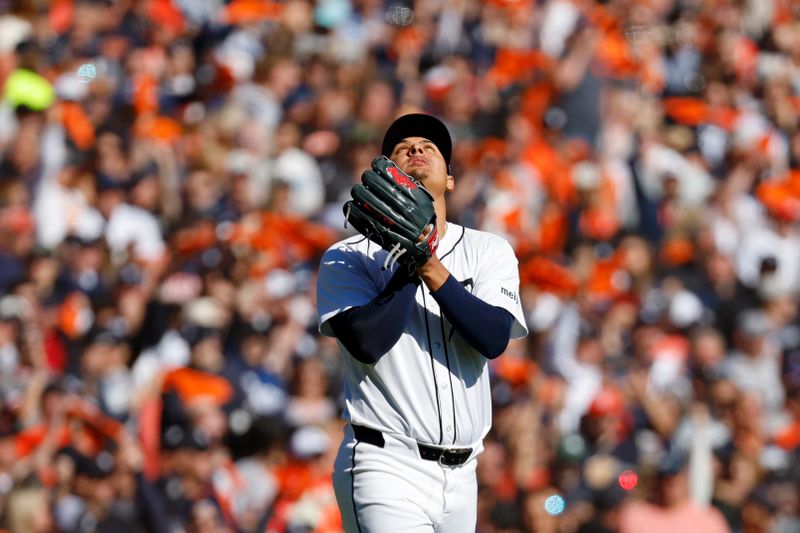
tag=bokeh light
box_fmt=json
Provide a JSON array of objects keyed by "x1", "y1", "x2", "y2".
[
  {"x1": 76, "y1": 63, "x2": 96, "y2": 83},
  {"x1": 618, "y1": 470, "x2": 639, "y2": 491},
  {"x1": 544, "y1": 494, "x2": 566, "y2": 516},
  {"x1": 385, "y1": 4, "x2": 413, "y2": 26}
]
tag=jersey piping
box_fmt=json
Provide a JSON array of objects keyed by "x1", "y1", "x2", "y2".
[
  {"x1": 438, "y1": 225, "x2": 466, "y2": 261},
  {"x1": 440, "y1": 316, "x2": 458, "y2": 445},
  {"x1": 438, "y1": 225, "x2": 466, "y2": 445},
  {"x1": 351, "y1": 442, "x2": 363, "y2": 533}
]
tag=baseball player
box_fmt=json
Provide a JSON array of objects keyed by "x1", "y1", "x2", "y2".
[{"x1": 316, "y1": 114, "x2": 528, "y2": 532}]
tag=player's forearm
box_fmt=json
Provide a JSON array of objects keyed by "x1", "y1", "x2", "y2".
[
  {"x1": 430, "y1": 275, "x2": 514, "y2": 359},
  {"x1": 328, "y1": 269, "x2": 419, "y2": 364}
]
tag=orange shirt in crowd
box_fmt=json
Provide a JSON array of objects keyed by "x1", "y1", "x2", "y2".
[
  {"x1": 15, "y1": 403, "x2": 124, "y2": 460},
  {"x1": 268, "y1": 462, "x2": 340, "y2": 532}
]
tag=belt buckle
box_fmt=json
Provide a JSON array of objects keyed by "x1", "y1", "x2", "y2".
[
  {"x1": 437, "y1": 449, "x2": 449, "y2": 466},
  {"x1": 439, "y1": 447, "x2": 470, "y2": 466}
]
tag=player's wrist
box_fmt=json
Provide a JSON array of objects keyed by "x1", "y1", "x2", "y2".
[{"x1": 416, "y1": 256, "x2": 449, "y2": 291}]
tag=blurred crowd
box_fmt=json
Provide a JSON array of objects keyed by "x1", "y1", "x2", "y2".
[{"x1": 0, "y1": 0, "x2": 799, "y2": 531}]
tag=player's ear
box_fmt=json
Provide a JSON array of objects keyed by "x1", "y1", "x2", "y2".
[{"x1": 446, "y1": 173, "x2": 455, "y2": 192}]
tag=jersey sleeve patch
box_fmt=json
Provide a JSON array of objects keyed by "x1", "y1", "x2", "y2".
[{"x1": 471, "y1": 237, "x2": 528, "y2": 339}]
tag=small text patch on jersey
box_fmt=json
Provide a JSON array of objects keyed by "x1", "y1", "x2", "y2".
[
  {"x1": 387, "y1": 166, "x2": 418, "y2": 189},
  {"x1": 501, "y1": 287, "x2": 518, "y2": 303}
]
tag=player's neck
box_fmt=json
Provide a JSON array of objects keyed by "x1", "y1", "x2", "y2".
[{"x1": 435, "y1": 202, "x2": 448, "y2": 238}]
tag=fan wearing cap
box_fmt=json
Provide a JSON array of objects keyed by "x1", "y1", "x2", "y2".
[{"x1": 317, "y1": 114, "x2": 528, "y2": 532}]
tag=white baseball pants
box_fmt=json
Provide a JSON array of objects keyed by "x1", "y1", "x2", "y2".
[{"x1": 332, "y1": 424, "x2": 478, "y2": 533}]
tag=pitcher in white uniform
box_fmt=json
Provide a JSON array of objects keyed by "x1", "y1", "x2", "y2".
[{"x1": 316, "y1": 113, "x2": 528, "y2": 533}]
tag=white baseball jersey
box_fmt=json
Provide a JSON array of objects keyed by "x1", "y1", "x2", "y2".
[{"x1": 317, "y1": 222, "x2": 528, "y2": 450}]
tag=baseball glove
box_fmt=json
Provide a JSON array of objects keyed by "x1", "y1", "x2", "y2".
[{"x1": 344, "y1": 156, "x2": 439, "y2": 270}]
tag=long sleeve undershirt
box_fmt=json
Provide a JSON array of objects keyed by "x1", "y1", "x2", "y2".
[
  {"x1": 430, "y1": 275, "x2": 514, "y2": 359},
  {"x1": 330, "y1": 271, "x2": 514, "y2": 363},
  {"x1": 329, "y1": 269, "x2": 419, "y2": 364}
]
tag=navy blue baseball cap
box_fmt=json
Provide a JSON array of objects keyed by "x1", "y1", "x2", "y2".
[{"x1": 381, "y1": 113, "x2": 452, "y2": 167}]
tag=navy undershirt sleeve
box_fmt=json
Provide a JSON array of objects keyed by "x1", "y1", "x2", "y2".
[
  {"x1": 328, "y1": 269, "x2": 419, "y2": 364},
  {"x1": 430, "y1": 275, "x2": 514, "y2": 359}
]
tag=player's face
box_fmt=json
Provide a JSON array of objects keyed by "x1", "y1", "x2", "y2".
[{"x1": 390, "y1": 136, "x2": 454, "y2": 199}]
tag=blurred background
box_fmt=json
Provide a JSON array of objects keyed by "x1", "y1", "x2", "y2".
[{"x1": 0, "y1": 0, "x2": 799, "y2": 531}]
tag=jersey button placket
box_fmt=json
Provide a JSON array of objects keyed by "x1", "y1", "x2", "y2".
[{"x1": 437, "y1": 369, "x2": 454, "y2": 442}]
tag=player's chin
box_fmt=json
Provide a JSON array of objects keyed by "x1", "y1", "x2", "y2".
[{"x1": 406, "y1": 169, "x2": 428, "y2": 182}]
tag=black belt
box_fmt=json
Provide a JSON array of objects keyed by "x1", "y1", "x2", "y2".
[{"x1": 351, "y1": 424, "x2": 472, "y2": 466}]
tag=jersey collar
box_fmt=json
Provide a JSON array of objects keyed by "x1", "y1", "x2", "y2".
[{"x1": 436, "y1": 221, "x2": 460, "y2": 257}]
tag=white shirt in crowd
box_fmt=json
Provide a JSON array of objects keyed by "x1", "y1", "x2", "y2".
[
  {"x1": 736, "y1": 224, "x2": 800, "y2": 292},
  {"x1": 548, "y1": 302, "x2": 603, "y2": 435},
  {"x1": 33, "y1": 178, "x2": 105, "y2": 250},
  {"x1": 270, "y1": 147, "x2": 325, "y2": 217},
  {"x1": 105, "y1": 202, "x2": 166, "y2": 262}
]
